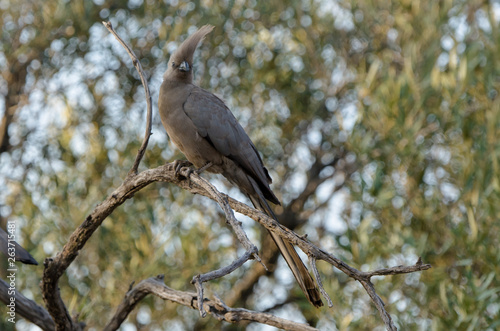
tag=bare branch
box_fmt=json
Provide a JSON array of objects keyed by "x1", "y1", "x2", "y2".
[
  {"x1": 40, "y1": 165, "x2": 167, "y2": 329},
  {"x1": 38, "y1": 162, "x2": 430, "y2": 331},
  {"x1": 359, "y1": 280, "x2": 396, "y2": 331},
  {"x1": 102, "y1": 21, "x2": 153, "y2": 176},
  {"x1": 180, "y1": 167, "x2": 261, "y2": 263},
  {"x1": 0, "y1": 278, "x2": 55, "y2": 330},
  {"x1": 191, "y1": 250, "x2": 254, "y2": 317},
  {"x1": 192, "y1": 274, "x2": 207, "y2": 317},
  {"x1": 41, "y1": 256, "x2": 79, "y2": 330},
  {"x1": 363, "y1": 258, "x2": 431, "y2": 277},
  {"x1": 174, "y1": 167, "x2": 266, "y2": 316},
  {"x1": 192, "y1": 251, "x2": 254, "y2": 286},
  {"x1": 168, "y1": 167, "x2": 432, "y2": 331},
  {"x1": 309, "y1": 256, "x2": 333, "y2": 308},
  {"x1": 105, "y1": 276, "x2": 318, "y2": 331},
  {"x1": 40, "y1": 23, "x2": 154, "y2": 329},
  {"x1": 216, "y1": 190, "x2": 431, "y2": 276}
]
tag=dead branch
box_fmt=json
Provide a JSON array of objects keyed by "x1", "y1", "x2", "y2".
[
  {"x1": 36, "y1": 161, "x2": 430, "y2": 330},
  {"x1": 191, "y1": 250, "x2": 254, "y2": 317},
  {"x1": 40, "y1": 21, "x2": 154, "y2": 330},
  {"x1": 102, "y1": 21, "x2": 153, "y2": 176},
  {"x1": 0, "y1": 278, "x2": 55, "y2": 330},
  {"x1": 177, "y1": 167, "x2": 431, "y2": 331},
  {"x1": 105, "y1": 275, "x2": 318, "y2": 331},
  {"x1": 178, "y1": 164, "x2": 267, "y2": 317}
]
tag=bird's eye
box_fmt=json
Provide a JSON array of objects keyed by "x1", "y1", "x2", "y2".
[{"x1": 171, "y1": 62, "x2": 176, "y2": 67}]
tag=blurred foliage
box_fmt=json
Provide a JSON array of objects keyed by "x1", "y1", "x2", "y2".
[{"x1": 0, "y1": 0, "x2": 499, "y2": 330}]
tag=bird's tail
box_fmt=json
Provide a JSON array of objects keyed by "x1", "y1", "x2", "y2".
[
  {"x1": 247, "y1": 184, "x2": 323, "y2": 308},
  {"x1": 0, "y1": 227, "x2": 38, "y2": 265}
]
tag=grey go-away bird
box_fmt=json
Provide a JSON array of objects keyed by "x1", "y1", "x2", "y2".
[
  {"x1": 0, "y1": 227, "x2": 38, "y2": 265},
  {"x1": 158, "y1": 25, "x2": 323, "y2": 308}
]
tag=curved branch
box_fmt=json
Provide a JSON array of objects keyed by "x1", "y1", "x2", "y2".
[
  {"x1": 102, "y1": 21, "x2": 153, "y2": 176},
  {"x1": 104, "y1": 275, "x2": 318, "y2": 331},
  {"x1": 39, "y1": 162, "x2": 430, "y2": 331},
  {"x1": 40, "y1": 23, "x2": 154, "y2": 330},
  {"x1": 191, "y1": 250, "x2": 254, "y2": 317},
  {"x1": 175, "y1": 167, "x2": 431, "y2": 330},
  {"x1": 40, "y1": 166, "x2": 167, "y2": 329},
  {"x1": 0, "y1": 278, "x2": 55, "y2": 330}
]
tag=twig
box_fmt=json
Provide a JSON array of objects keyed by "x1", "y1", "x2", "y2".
[
  {"x1": 362, "y1": 258, "x2": 431, "y2": 277},
  {"x1": 192, "y1": 274, "x2": 207, "y2": 317},
  {"x1": 359, "y1": 280, "x2": 396, "y2": 331},
  {"x1": 191, "y1": 250, "x2": 254, "y2": 317},
  {"x1": 105, "y1": 276, "x2": 318, "y2": 331},
  {"x1": 177, "y1": 167, "x2": 266, "y2": 316},
  {"x1": 41, "y1": 22, "x2": 154, "y2": 330},
  {"x1": 192, "y1": 250, "x2": 254, "y2": 286},
  {"x1": 168, "y1": 168, "x2": 432, "y2": 331},
  {"x1": 102, "y1": 21, "x2": 153, "y2": 176},
  {"x1": 309, "y1": 256, "x2": 333, "y2": 308},
  {"x1": 179, "y1": 167, "x2": 261, "y2": 263},
  {"x1": 36, "y1": 162, "x2": 430, "y2": 331}
]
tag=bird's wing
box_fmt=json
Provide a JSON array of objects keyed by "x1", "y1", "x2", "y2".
[
  {"x1": 183, "y1": 87, "x2": 279, "y2": 203},
  {"x1": 182, "y1": 87, "x2": 323, "y2": 308}
]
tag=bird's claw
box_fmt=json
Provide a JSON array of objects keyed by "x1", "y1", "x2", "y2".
[
  {"x1": 173, "y1": 160, "x2": 193, "y2": 178},
  {"x1": 172, "y1": 161, "x2": 212, "y2": 187},
  {"x1": 183, "y1": 162, "x2": 213, "y2": 181}
]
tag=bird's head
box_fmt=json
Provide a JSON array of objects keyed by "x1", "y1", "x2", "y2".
[{"x1": 163, "y1": 25, "x2": 214, "y2": 83}]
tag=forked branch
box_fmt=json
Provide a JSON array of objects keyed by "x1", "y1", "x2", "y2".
[{"x1": 104, "y1": 275, "x2": 317, "y2": 331}]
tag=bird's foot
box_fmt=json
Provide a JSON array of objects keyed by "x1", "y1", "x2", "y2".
[
  {"x1": 186, "y1": 162, "x2": 212, "y2": 189},
  {"x1": 172, "y1": 160, "x2": 193, "y2": 178},
  {"x1": 172, "y1": 161, "x2": 212, "y2": 182},
  {"x1": 183, "y1": 162, "x2": 213, "y2": 181},
  {"x1": 195, "y1": 162, "x2": 213, "y2": 175}
]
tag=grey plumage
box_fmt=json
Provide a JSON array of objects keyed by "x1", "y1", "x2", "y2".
[
  {"x1": 0, "y1": 227, "x2": 38, "y2": 265},
  {"x1": 159, "y1": 25, "x2": 323, "y2": 308}
]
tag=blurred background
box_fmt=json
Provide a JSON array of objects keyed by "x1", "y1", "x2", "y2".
[{"x1": 0, "y1": 0, "x2": 499, "y2": 330}]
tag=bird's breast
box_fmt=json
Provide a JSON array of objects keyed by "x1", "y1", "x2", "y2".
[{"x1": 159, "y1": 103, "x2": 223, "y2": 169}]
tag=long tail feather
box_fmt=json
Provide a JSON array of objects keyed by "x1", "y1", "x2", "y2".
[{"x1": 247, "y1": 179, "x2": 323, "y2": 308}]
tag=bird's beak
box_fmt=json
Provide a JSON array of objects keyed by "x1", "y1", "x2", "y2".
[{"x1": 179, "y1": 61, "x2": 190, "y2": 72}]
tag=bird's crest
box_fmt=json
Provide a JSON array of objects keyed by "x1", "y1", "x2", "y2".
[{"x1": 172, "y1": 25, "x2": 214, "y2": 67}]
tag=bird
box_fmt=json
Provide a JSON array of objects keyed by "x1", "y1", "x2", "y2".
[
  {"x1": 0, "y1": 227, "x2": 38, "y2": 265},
  {"x1": 158, "y1": 25, "x2": 323, "y2": 308}
]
